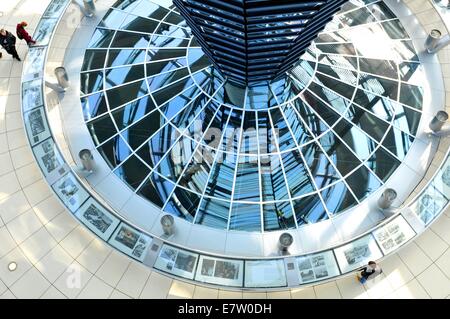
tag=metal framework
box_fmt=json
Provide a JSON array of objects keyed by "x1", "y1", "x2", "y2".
[{"x1": 173, "y1": 0, "x2": 348, "y2": 86}]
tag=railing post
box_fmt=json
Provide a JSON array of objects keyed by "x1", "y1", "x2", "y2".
[
  {"x1": 278, "y1": 233, "x2": 294, "y2": 255},
  {"x1": 161, "y1": 214, "x2": 175, "y2": 237},
  {"x1": 79, "y1": 149, "x2": 95, "y2": 172},
  {"x1": 83, "y1": 0, "x2": 96, "y2": 17},
  {"x1": 377, "y1": 188, "x2": 397, "y2": 210},
  {"x1": 54, "y1": 67, "x2": 70, "y2": 90},
  {"x1": 429, "y1": 111, "x2": 449, "y2": 133}
]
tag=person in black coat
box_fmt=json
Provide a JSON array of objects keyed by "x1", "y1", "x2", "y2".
[{"x1": 0, "y1": 29, "x2": 21, "y2": 61}]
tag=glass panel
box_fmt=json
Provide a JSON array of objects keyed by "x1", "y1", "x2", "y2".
[
  {"x1": 88, "y1": 113, "x2": 116, "y2": 145},
  {"x1": 196, "y1": 197, "x2": 230, "y2": 230},
  {"x1": 281, "y1": 150, "x2": 315, "y2": 198},
  {"x1": 110, "y1": 31, "x2": 150, "y2": 48},
  {"x1": 106, "y1": 80, "x2": 148, "y2": 110},
  {"x1": 410, "y1": 185, "x2": 448, "y2": 225},
  {"x1": 97, "y1": 134, "x2": 130, "y2": 169},
  {"x1": 263, "y1": 201, "x2": 296, "y2": 231},
  {"x1": 292, "y1": 195, "x2": 328, "y2": 226},
  {"x1": 106, "y1": 49, "x2": 146, "y2": 67},
  {"x1": 399, "y1": 83, "x2": 423, "y2": 110},
  {"x1": 233, "y1": 156, "x2": 260, "y2": 202},
  {"x1": 244, "y1": 260, "x2": 287, "y2": 288},
  {"x1": 137, "y1": 175, "x2": 164, "y2": 208},
  {"x1": 345, "y1": 165, "x2": 382, "y2": 201},
  {"x1": 105, "y1": 64, "x2": 146, "y2": 89},
  {"x1": 82, "y1": 50, "x2": 107, "y2": 71},
  {"x1": 260, "y1": 154, "x2": 289, "y2": 201},
  {"x1": 333, "y1": 119, "x2": 376, "y2": 162},
  {"x1": 229, "y1": 203, "x2": 261, "y2": 232},
  {"x1": 366, "y1": 146, "x2": 401, "y2": 182},
  {"x1": 81, "y1": 92, "x2": 108, "y2": 121},
  {"x1": 302, "y1": 142, "x2": 340, "y2": 189},
  {"x1": 111, "y1": 95, "x2": 157, "y2": 131},
  {"x1": 382, "y1": 127, "x2": 414, "y2": 160},
  {"x1": 80, "y1": 71, "x2": 104, "y2": 95},
  {"x1": 321, "y1": 181, "x2": 358, "y2": 215},
  {"x1": 114, "y1": 155, "x2": 150, "y2": 190},
  {"x1": 319, "y1": 131, "x2": 362, "y2": 176},
  {"x1": 164, "y1": 188, "x2": 199, "y2": 221},
  {"x1": 88, "y1": 28, "x2": 115, "y2": 48}
]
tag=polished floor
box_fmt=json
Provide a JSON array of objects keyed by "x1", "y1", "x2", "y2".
[{"x1": 0, "y1": 0, "x2": 449, "y2": 298}]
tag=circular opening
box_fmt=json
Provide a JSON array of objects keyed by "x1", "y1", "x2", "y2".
[
  {"x1": 430, "y1": 29, "x2": 442, "y2": 38},
  {"x1": 436, "y1": 111, "x2": 449, "y2": 122},
  {"x1": 79, "y1": 149, "x2": 92, "y2": 160},
  {"x1": 161, "y1": 214, "x2": 175, "y2": 227},
  {"x1": 385, "y1": 189, "x2": 398, "y2": 201},
  {"x1": 8, "y1": 262, "x2": 17, "y2": 272},
  {"x1": 279, "y1": 233, "x2": 294, "y2": 247}
]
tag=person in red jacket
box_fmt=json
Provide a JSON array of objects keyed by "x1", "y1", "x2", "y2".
[{"x1": 16, "y1": 22, "x2": 36, "y2": 46}]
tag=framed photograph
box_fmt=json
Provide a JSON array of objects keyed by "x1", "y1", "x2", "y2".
[
  {"x1": 410, "y1": 184, "x2": 448, "y2": 225},
  {"x1": 195, "y1": 256, "x2": 244, "y2": 287},
  {"x1": 372, "y1": 215, "x2": 416, "y2": 254},
  {"x1": 24, "y1": 107, "x2": 51, "y2": 147},
  {"x1": 43, "y1": 0, "x2": 70, "y2": 18},
  {"x1": 431, "y1": 154, "x2": 450, "y2": 199},
  {"x1": 33, "y1": 138, "x2": 67, "y2": 182},
  {"x1": 334, "y1": 234, "x2": 383, "y2": 273},
  {"x1": 300, "y1": 269, "x2": 315, "y2": 282},
  {"x1": 75, "y1": 198, "x2": 120, "y2": 240},
  {"x1": 244, "y1": 259, "x2": 287, "y2": 288},
  {"x1": 109, "y1": 223, "x2": 152, "y2": 262},
  {"x1": 34, "y1": 18, "x2": 58, "y2": 46},
  {"x1": 22, "y1": 79, "x2": 44, "y2": 112},
  {"x1": 23, "y1": 47, "x2": 47, "y2": 77},
  {"x1": 296, "y1": 251, "x2": 340, "y2": 284},
  {"x1": 52, "y1": 173, "x2": 89, "y2": 212},
  {"x1": 154, "y1": 245, "x2": 199, "y2": 279}
]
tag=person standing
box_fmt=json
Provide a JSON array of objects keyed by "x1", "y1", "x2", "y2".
[
  {"x1": 357, "y1": 261, "x2": 383, "y2": 284},
  {"x1": 0, "y1": 29, "x2": 21, "y2": 61},
  {"x1": 16, "y1": 22, "x2": 36, "y2": 46}
]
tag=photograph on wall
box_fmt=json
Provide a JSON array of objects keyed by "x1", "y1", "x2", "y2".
[
  {"x1": 109, "y1": 223, "x2": 152, "y2": 262},
  {"x1": 23, "y1": 47, "x2": 47, "y2": 76},
  {"x1": 34, "y1": 18, "x2": 58, "y2": 46},
  {"x1": 244, "y1": 259, "x2": 287, "y2": 288},
  {"x1": 334, "y1": 234, "x2": 383, "y2": 273},
  {"x1": 296, "y1": 250, "x2": 340, "y2": 284},
  {"x1": 22, "y1": 79, "x2": 44, "y2": 112},
  {"x1": 410, "y1": 184, "x2": 449, "y2": 225},
  {"x1": 52, "y1": 173, "x2": 89, "y2": 212},
  {"x1": 33, "y1": 138, "x2": 66, "y2": 179},
  {"x1": 24, "y1": 107, "x2": 51, "y2": 146},
  {"x1": 431, "y1": 154, "x2": 450, "y2": 199},
  {"x1": 75, "y1": 198, "x2": 120, "y2": 240},
  {"x1": 372, "y1": 215, "x2": 416, "y2": 254},
  {"x1": 195, "y1": 256, "x2": 243, "y2": 287},
  {"x1": 43, "y1": 0, "x2": 70, "y2": 18},
  {"x1": 154, "y1": 244, "x2": 199, "y2": 280}
]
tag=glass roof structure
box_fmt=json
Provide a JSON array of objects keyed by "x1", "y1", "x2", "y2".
[{"x1": 81, "y1": 0, "x2": 424, "y2": 233}]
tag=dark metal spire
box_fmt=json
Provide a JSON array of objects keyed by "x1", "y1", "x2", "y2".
[{"x1": 173, "y1": 0, "x2": 347, "y2": 86}]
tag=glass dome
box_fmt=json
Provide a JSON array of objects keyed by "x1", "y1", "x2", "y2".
[{"x1": 81, "y1": 0, "x2": 424, "y2": 232}]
